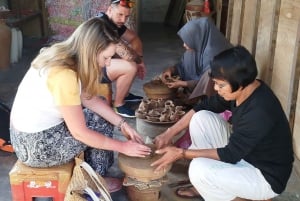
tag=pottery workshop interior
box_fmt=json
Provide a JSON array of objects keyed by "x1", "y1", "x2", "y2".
[{"x1": 0, "y1": 0, "x2": 300, "y2": 201}]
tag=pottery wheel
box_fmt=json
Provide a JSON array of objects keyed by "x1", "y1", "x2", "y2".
[{"x1": 118, "y1": 152, "x2": 172, "y2": 182}]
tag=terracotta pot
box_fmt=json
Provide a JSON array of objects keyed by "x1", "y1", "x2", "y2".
[
  {"x1": 143, "y1": 80, "x2": 176, "y2": 100},
  {"x1": 185, "y1": 0, "x2": 204, "y2": 21},
  {"x1": 118, "y1": 145, "x2": 172, "y2": 182},
  {"x1": 0, "y1": 19, "x2": 11, "y2": 69},
  {"x1": 126, "y1": 185, "x2": 160, "y2": 201}
]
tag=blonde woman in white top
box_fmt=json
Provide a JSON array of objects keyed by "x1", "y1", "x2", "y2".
[{"x1": 10, "y1": 17, "x2": 151, "y2": 176}]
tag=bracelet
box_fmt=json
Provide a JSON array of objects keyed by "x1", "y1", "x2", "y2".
[{"x1": 117, "y1": 119, "x2": 126, "y2": 131}]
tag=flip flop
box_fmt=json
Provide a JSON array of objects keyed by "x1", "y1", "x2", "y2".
[
  {"x1": 0, "y1": 138, "x2": 14, "y2": 153},
  {"x1": 175, "y1": 186, "x2": 204, "y2": 200}
]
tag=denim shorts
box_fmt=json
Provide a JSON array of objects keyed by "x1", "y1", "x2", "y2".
[{"x1": 101, "y1": 67, "x2": 112, "y2": 83}]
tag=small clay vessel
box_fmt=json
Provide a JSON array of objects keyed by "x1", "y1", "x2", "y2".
[
  {"x1": 148, "y1": 109, "x2": 160, "y2": 117},
  {"x1": 135, "y1": 110, "x2": 147, "y2": 119}
]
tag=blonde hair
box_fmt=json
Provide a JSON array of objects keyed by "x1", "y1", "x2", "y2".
[{"x1": 31, "y1": 17, "x2": 119, "y2": 96}]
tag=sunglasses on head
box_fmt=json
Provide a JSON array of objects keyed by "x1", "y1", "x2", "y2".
[{"x1": 112, "y1": 0, "x2": 135, "y2": 8}]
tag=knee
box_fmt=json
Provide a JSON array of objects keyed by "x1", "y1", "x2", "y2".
[
  {"x1": 108, "y1": 60, "x2": 137, "y2": 80},
  {"x1": 191, "y1": 110, "x2": 215, "y2": 125},
  {"x1": 188, "y1": 158, "x2": 209, "y2": 184},
  {"x1": 190, "y1": 110, "x2": 224, "y2": 131},
  {"x1": 123, "y1": 60, "x2": 137, "y2": 75},
  {"x1": 188, "y1": 158, "x2": 205, "y2": 183},
  {"x1": 189, "y1": 110, "x2": 214, "y2": 135}
]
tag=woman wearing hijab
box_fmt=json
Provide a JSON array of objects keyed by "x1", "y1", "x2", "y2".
[{"x1": 161, "y1": 17, "x2": 232, "y2": 101}]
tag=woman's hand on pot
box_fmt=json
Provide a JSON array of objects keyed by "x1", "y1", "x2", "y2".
[
  {"x1": 121, "y1": 122, "x2": 144, "y2": 144},
  {"x1": 151, "y1": 146, "x2": 182, "y2": 172},
  {"x1": 161, "y1": 68, "x2": 173, "y2": 83},
  {"x1": 121, "y1": 140, "x2": 152, "y2": 157},
  {"x1": 153, "y1": 131, "x2": 173, "y2": 149},
  {"x1": 166, "y1": 80, "x2": 187, "y2": 88}
]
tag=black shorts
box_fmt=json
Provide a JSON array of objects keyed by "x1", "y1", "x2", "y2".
[{"x1": 101, "y1": 67, "x2": 112, "y2": 83}]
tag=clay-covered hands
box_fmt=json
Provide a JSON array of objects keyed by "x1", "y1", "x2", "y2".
[
  {"x1": 150, "y1": 146, "x2": 183, "y2": 172},
  {"x1": 153, "y1": 131, "x2": 173, "y2": 149},
  {"x1": 120, "y1": 121, "x2": 145, "y2": 144},
  {"x1": 121, "y1": 140, "x2": 152, "y2": 158},
  {"x1": 119, "y1": 121, "x2": 152, "y2": 157},
  {"x1": 165, "y1": 80, "x2": 187, "y2": 89},
  {"x1": 161, "y1": 67, "x2": 173, "y2": 83}
]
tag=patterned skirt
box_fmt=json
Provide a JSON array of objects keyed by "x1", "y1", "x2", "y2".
[{"x1": 10, "y1": 108, "x2": 114, "y2": 176}]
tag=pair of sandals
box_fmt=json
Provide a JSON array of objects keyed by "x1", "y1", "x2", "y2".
[
  {"x1": 0, "y1": 138, "x2": 14, "y2": 153},
  {"x1": 170, "y1": 180, "x2": 204, "y2": 200}
]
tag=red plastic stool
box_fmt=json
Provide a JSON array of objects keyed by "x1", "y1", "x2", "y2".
[{"x1": 9, "y1": 160, "x2": 74, "y2": 201}]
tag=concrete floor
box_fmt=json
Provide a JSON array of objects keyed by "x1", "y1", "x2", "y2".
[{"x1": 0, "y1": 23, "x2": 300, "y2": 201}]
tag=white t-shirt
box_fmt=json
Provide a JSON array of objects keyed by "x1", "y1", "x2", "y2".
[{"x1": 11, "y1": 66, "x2": 81, "y2": 133}]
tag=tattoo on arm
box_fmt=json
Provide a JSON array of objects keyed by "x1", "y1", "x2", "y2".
[{"x1": 116, "y1": 41, "x2": 142, "y2": 64}]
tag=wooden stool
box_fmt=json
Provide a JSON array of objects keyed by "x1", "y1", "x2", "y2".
[
  {"x1": 97, "y1": 83, "x2": 113, "y2": 106},
  {"x1": 9, "y1": 160, "x2": 74, "y2": 201}
]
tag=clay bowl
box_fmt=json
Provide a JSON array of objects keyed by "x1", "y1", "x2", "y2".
[{"x1": 118, "y1": 144, "x2": 172, "y2": 182}]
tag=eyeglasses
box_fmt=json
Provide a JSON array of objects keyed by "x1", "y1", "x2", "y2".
[{"x1": 111, "y1": 0, "x2": 135, "y2": 8}]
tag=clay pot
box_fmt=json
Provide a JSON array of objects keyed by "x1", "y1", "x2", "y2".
[
  {"x1": 143, "y1": 80, "x2": 176, "y2": 100},
  {"x1": 118, "y1": 145, "x2": 172, "y2": 182},
  {"x1": 159, "y1": 111, "x2": 170, "y2": 122},
  {"x1": 0, "y1": 19, "x2": 11, "y2": 69},
  {"x1": 135, "y1": 110, "x2": 147, "y2": 119},
  {"x1": 148, "y1": 109, "x2": 160, "y2": 117},
  {"x1": 170, "y1": 110, "x2": 186, "y2": 121},
  {"x1": 185, "y1": 0, "x2": 204, "y2": 21},
  {"x1": 157, "y1": 98, "x2": 165, "y2": 107},
  {"x1": 126, "y1": 185, "x2": 161, "y2": 201}
]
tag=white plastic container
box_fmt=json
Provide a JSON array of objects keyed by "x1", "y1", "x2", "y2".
[{"x1": 10, "y1": 28, "x2": 22, "y2": 63}]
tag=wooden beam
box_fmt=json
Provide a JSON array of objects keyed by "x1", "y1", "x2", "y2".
[
  {"x1": 271, "y1": 0, "x2": 300, "y2": 117},
  {"x1": 225, "y1": 0, "x2": 234, "y2": 40},
  {"x1": 293, "y1": 64, "x2": 300, "y2": 159},
  {"x1": 240, "y1": 0, "x2": 259, "y2": 53},
  {"x1": 215, "y1": 0, "x2": 223, "y2": 30},
  {"x1": 255, "y1": 0, "x2": 280, "y2": 83},
  {"x1": 229, "y1": 0, "x2": 244, "y2": 45}
]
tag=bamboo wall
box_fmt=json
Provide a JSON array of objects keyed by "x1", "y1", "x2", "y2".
[{"x1": 221, "y1": 0, "x2": 300, "y2": 168}]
